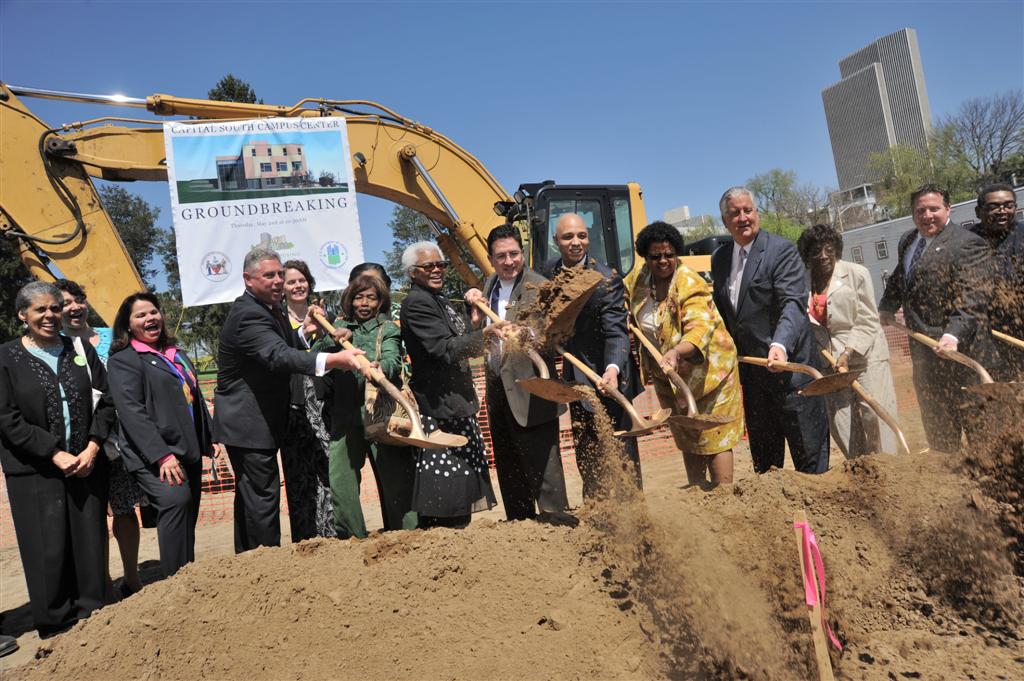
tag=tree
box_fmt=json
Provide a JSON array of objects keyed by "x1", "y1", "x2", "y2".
[
  {"x1": 208, "y1": 74, "x2": 262, "y2": 104},
  {"x1": 941, "y1": 89, "x2": 1024, "y2": 184},
  {"x1": 98, "y1": 185, "x2": 164, "y2": 288},
  {"x1": 747, "y1": 168, "x2": 827, "y2": 228},
  {"x1": 0, "y1": 241, "x2": 36, "y2": 342},
  {"x1": 383, "y1": 205, "x2": 476, "y2": 299}
]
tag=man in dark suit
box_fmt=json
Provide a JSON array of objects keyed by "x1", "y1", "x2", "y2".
[
  {"x1": 466, "y1": 224, "x2": 569, "y2": 519},
  {"x1": 879, "y1": 184, "x2": 995, "y2": 453},
  {"x1": 710, "y1": 187, "x2": 829, "y2": 474},
  {"x1": 542, "y1": 213, "x2": 643, "y2": 497},
  {"x1": 970, "y1": 183, "x2": 1024, "y2": 380},
  {"x1": 215, "y1": 248, "x2": 367, "y2": 552}
]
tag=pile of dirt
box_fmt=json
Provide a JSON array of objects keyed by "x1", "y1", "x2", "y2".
[{"x1": 11, "y1": 450, "x2": 1022, "y2": 680}]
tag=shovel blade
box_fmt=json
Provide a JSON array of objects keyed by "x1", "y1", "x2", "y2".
[
  {"x1": 517, "y1": 377, "x2": 583, "y2": 403},
  {"x1": 963, "y1": 381, "x2": 1024, "y2": 404},
  {"x1": 382, "y1": 431, "x2": 469, "y2": 450},
  {"x1": 615, "y1": 407, "x2": 672, "y2": 437},
  {"x1": 798, "y1": 370, "x2": 863, "y2": 396}
]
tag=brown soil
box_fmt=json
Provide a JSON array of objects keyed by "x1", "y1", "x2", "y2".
[
  {"x1": 12, "y1": 384, "x2": 1024, "y2": 680},
  {"x1": 516, "y1": 266, "x2": 605, "y2": 350}
]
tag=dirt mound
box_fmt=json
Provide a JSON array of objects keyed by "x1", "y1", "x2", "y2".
[{"x1": 13, "y1": 451, "x2": 1022, "y2": 681}]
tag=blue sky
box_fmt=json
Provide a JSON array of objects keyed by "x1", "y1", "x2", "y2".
[
  {"x1": 170, "y1": 131, "x2": 347, "y2": 180},
  {"x1": 2, "y1": 1, "x2": 1021, "y2": 291}
]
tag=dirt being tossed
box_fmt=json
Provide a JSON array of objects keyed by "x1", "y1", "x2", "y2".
[
  {"x1": 13, "y1": 447, "x2": 1022, "y2": 680},
  {"x1": 515, "y1": 266, "x2": 605, "y2": 350}
]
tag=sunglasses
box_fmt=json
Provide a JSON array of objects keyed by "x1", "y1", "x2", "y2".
[{"x1": 414, "y1": 261, "x2": 449, "y2": 272}]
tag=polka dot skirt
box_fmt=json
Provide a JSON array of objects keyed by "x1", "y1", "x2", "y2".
[{"x1": 411, "y1": 415, "x2": 496, "y2": 517}]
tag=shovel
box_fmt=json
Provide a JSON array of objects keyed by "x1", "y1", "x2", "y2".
[
  {"x1": 993, "y1": 328, "x2": 1024, "y2": 351},
  {"x1": 470, "y1": 299, "x2": 583, "y2": 402},
  {"x1": 311, "y1": 311, "x2": 468, "y2": 450},
  {"x1": 820, "y1": 349, "x2": 911, "y2": 456},
  {"x1": 738, "y1": 356, "x2": 862, "y2": 396},
  {"x1": 628, "y1": 323, "x2": 736, "y2": 432},
  {"x1": 557, "y1": 345, "x2": 671, "y2": 437}
]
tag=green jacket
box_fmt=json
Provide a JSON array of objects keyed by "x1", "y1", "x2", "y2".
[{"x1": 314, "y1": 315, "x2": 404, "y2": 433}]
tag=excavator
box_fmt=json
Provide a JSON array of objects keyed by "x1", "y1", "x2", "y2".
[{"x1": 0, "y1": 83, "x2": 699, "y2": 323}]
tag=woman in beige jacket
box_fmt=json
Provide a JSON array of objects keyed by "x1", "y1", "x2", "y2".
[{"x1": 797, "y1": 224, "x2": 899, "y2": 456}]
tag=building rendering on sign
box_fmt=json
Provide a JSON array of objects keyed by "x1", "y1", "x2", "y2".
[
  {"x1": 822, "y1": 28, "x2": 933, "y2": 193},
  {"x1": 216, "y1": 141, "x2": 309, "y2": 190}
]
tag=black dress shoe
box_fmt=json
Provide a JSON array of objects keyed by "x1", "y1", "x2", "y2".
[{"x1": 0, "y1": 634, "x2": 17, "y2": 657}]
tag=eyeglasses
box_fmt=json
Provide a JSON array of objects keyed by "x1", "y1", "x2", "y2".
[
  {"x1": 645, "y1": 252, "x2": 676, "y2": 261},
  {"x1": 983, "y1": 201, "x2": 1017, "y2": 212},
  {"x1": 413, "y1": 261, "x2": 449, "y2": 272}
]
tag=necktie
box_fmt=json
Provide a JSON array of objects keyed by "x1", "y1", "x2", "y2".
[
  {"x1": 488, "y1": 282, "x2": 502, "y2": 372},
  {"x1": 907, "y1": 236, "x2": 926, "y2": 279},
  {"x1": 731, "y1": 247, "x2": 747, "y2": 308}
]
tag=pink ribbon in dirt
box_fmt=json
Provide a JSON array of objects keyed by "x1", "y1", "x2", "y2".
[{"x1": 793, "y1": 520, "x2": 843, "y2": 650}]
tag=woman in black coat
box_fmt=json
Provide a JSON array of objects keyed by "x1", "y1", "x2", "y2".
[
  {"x1": 399, "y1": 241, "x2": 504, "y2": 528},
  {"x1": 106, "y1": 292, "x2": 213, "y2": 578},
  {"x1": 0, "y1": 282, "x2": 115, "y2": 637}
]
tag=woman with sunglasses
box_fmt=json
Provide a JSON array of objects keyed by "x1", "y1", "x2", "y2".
[
  {"x1": 398, "y1": 242, "x2": 505, "y2": 528},
  {"x1": 624, "y1": 221, "x2": 743, "y2": 487}
]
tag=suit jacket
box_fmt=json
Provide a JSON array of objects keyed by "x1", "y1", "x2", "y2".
[
  {"x1": 107, "y1": 345, "x2": 213, "y2": 473},
  {"x1": 482, "y1": 269, "x2": 563, "y2": 428},
  {"x1": 400, "y1": 283, "x2": 485, "y2": 420},
  {"x1": 878, "y1": 222, "x2": 994, "y2": 360},
  {"x1": 806, "y1": 259, "x2": 890, "y2": 369},
  {"x1": 541, "y1": 256, "x2": 642, "y2": 406},
  {"x1": 711, "y1": 230, "x2": 818, "y2": 389},
  {"x1": 971, "y1": 220, "x2": 1024, "y2": 337},
  {"x1": 213, "y1": 291, "x2": 318, "y2": 448},
  {"x1": 0, "y1": 337, "x2": 115, "y2": 476}
]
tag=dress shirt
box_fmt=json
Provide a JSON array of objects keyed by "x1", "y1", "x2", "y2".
[
  {"x1": 728, "y1": 243, "x2": 748, "y2": 310},
  {"x1": 900, "y1": 227, "x2": 958, "y2": 346}
]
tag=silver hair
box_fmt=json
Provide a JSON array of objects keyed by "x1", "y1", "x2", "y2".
[
  {"x1": 15, "y1": 281, "x2": 61, "y2": 314},
  {"x1": 243, "y1": 247, "x2": 281, "y2": 273},
  {"x1": 400, "y1": 241, "x2": 442, "y2": 277},
  {"x1": 718, "y1": 186, "x2": 757, "y2": 216}
]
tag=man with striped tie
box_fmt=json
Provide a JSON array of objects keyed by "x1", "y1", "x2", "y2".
[{"x1": 879, "y1": 184, "x2": 995, "y2": 453}]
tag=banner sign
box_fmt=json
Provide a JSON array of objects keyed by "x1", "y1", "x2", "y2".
[{"x1": 164, "y1": 117, "x2": 363, "y2": 307}]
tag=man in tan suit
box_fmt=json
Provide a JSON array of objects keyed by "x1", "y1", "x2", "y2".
[{"x1": 467, "y1": 224, "x2": 569, "y2": 519}]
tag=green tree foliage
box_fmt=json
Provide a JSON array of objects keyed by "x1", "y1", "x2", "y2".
[
  {"x1": 383, "y1": 205, "x2": 476, "y2": 300},
  {"x1": 869, "y1": 125, "x2": 976, "y2": 218},
  {"x1": 745, "y1": 168, "x2": 828, "y2": 241},
  {"x1": 208, "y1": 74, "x2": 262, "y2": 104},
  {"x1": 98, "y1": 185, "x2": 163, "y2": 288},
  {"x1": 0, "y1": 241, "x2": 36, "y2": 342}
]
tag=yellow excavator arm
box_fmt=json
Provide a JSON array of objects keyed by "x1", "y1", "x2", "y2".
[{"x1": 2, "y1": 84, "x2": 657, "y2": 324}]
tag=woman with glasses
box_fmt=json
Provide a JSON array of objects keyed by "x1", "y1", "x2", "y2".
[
  {"x1": 398, "y1": 241, "x2": 502, "y2": 528},
  {"x1": 797, "y1": 224, "x2": 898, "y2": 457},
  {"x1": 623, "y1": 222, "x2": 743, "y2": 487}
]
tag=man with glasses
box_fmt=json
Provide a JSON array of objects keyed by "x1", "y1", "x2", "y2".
[
  {"x1": 542, "y1": 213, "x2": 643, "y2": 498},
  {"x1": 879, "y1": 184, "x2": 995, "y2": 453},
  {"x1": 465, "y1": 225, "x2": 569, "y2": 520}
]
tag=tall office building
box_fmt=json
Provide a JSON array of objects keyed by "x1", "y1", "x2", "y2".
[{"x1": 822, "y1": 28, "x2": 932, "y2": 191}]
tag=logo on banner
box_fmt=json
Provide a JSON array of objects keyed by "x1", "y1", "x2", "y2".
[
  {"x1": 202, "y1": 251, "x2": 232, "y2": 281},
  {"x1": 319, "y1": 241, "x2": 348, "y2": 269}
]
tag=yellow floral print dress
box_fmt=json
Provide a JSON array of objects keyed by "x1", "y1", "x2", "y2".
[{"x1": 624, "y1": 261, "x2": 744, "y2": 455}]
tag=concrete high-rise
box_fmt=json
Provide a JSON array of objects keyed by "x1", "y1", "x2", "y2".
[{"x1": 822, "y1": 28, "x2": 932, "y2": 191}]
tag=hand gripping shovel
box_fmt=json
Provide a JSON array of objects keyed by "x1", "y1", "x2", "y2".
[
  {"x1": 471, "y1": 299, "x2": 581, "y2": 401},
  {"x1": 890, "y1": 321, "x2": 1020, "y2": 403},
  {"x1": 738, "y1": 356, "x2": 862, "y2": 396},
  {"x1": 628, "y1": 323, "x2": 736, "y2": 432},
  {"x1": 820, "y1": 349, "x2": 911, "y2": 455},
  {"x1": 557, "y1": 346, "x2": 671, "y2": 437},
  {"x1": 311, "y1": 312, "x2": 467, "y2": 450}
]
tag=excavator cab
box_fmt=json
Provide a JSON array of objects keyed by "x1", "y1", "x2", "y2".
[{"x1": 509, "y1": 181, "x2": 645, "y2": 277}]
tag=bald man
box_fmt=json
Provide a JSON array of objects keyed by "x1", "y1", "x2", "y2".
[{"x1": 542, "y1": 213, "x2": 643, "y2": 498}]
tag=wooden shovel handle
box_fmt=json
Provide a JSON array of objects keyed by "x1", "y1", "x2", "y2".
[
  {"x1": 311, "y1": 311, "x2": 427, "y2": 439},
  {"x1": 628, "y1": 323, "x2": 699, "y2": 415},
  {"x1": 888, "y1": 321, "x2": 993, "y2": 384},
  {"x1": 473, "y1": 299, "x2": 503, "y2": 324},
  {"x1": 821, "y1": 349, "x2": 911, "y2": 456},
  {"x1": 993, "y1": 329, "x2": 1024, "y2": 351},
  {"x1": 556, "y1": 345, "x2": 644, "y2": 424},
  {"x1": 739, "y1": 356, "x2": 824, "y2": 380}
]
